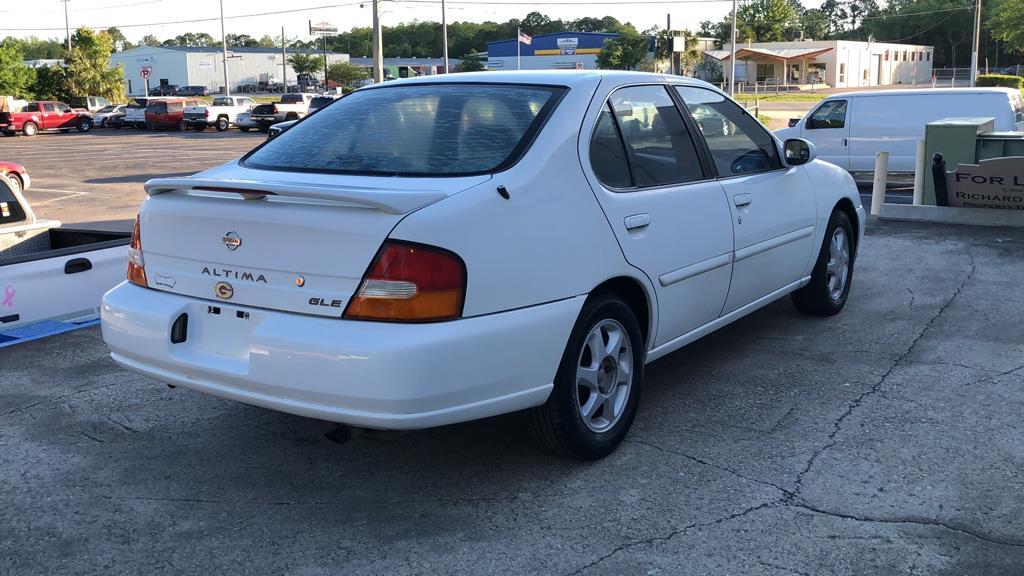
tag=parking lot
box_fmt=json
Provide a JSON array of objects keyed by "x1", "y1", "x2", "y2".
[
  {"x1": 3, "y1": 129, "x2": 264, "y2": 228},
  {"x1": 2, "y1": 131, "x2": 1023, "y2": 574}
]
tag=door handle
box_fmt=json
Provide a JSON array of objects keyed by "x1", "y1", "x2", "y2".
[
  {"x1": 624, "y1": 213, "x2": 651, "y2": 230},
  {"x1": 843, "y1": 138, "x2": 848, "y2": 147},
  {"x1": 64, "y1": 257, "x2": 93, "y2": 275},
  {"x1": 734, "y1": 193, "x2": 752, "y2": 207}
]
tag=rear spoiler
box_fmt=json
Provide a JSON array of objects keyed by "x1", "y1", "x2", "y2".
[{"x1": 144, "y1": 177, "x2": 446, "y2": 215}]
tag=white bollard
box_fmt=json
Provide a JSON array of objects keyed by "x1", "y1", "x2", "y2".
[
  {"x1": 870, "y1": 151, "x2": 889, "y2": 216},
  {"x1": 912, "y1": 139, "x2": 926, "y2": 205}
]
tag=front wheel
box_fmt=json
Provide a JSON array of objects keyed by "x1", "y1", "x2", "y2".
[
  {"x1": 77, "y1": 118, "x2": 92, "y2": 132},
  {"x1": 6, "y1": 174, "x2": 22, "y2": 194},
  {"x1": 527, "y1": 294, "x2": 644, "y2": 460},
  {"x1": 792, "y1": 209, "x2": 855, "y2": 316},
  {"x1": 215, "y1": 117, "x2": 229, "y2": 131}
]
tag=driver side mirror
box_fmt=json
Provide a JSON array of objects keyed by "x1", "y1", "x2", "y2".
[{"x1": 783, "y1": 138, "x2": 816, "y2": 166}]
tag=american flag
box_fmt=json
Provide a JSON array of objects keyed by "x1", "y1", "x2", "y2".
[{"x1": 518, "y1": 30, "x2": 532, "y2": 45}]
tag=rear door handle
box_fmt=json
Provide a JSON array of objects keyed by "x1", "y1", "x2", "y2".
[
  {"x1": 843, "y1": 138, "x2": 848, "y2": 147},
  {"x1": 64, "y1": 257, "x2": 93, "y2": 275},
  {"x1": 734, "y1": 193, "x2": 752, "y2": 207},
  {"x1": 624, "y1": 213, "x2": 651, "y2": 230}
]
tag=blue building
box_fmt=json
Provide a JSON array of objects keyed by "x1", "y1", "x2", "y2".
[{"x1": 486, "y1": 32, "x2": 619, "y2": 71}]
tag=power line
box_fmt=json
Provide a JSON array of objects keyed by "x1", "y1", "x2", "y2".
[
  {"x1": 885, "y1": 10, "x2": 965, "y2": 42},
  {"x1": 857, "y1": 5, "x2": 972, "y2": 21},
  {"x1": 0, "y1": 0, "x2": 163, "y2": 14}
]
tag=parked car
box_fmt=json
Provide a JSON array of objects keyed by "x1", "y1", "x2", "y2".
[
  {"x1": 149, "y1": 85, "x2": 179, "y2": 96},
  {"x1": 106, "y1": 112, "x2": 127, "y2": 129},
  {"x1": 0, "y1": 161, "x2": 30, "y2": 194},
  {"x1": 145, "y1": 98, "x2": 203, "y2": 130},
  {"x1": 249, "y1": 93, "x2": 316, "y2": 131},
  {"x1": 101, "y1": 71, "x2": 864, "y2": 459},
  {"x1": 309, "y1": 94, "x2": 340, "y2": 111},
  {"x1": 69, "y1": 96, "x2": 113, "y2": 113},
  {"x1": 183, "y1": 96, "x2": 257, "y2": 132},
  {"x1": 0, "y1": 101, "x2": 93, "y2": 136},
  {"x1": 776, "y1": 88, "x2": 1024, "y2": 181},
  {"x1": 92, "y1": 104, "x2": 127, "y2": 128},
  {"x1": 176, "y1": 85, "x2": 210, "y2": 97},
  {"x1": 234, "y1": 111, "x2": 258, "y2": 132},
  {"x1": 0, "y1": 175, "x2": 129, "y2": 341},
  {"x1": 122, "y1": 97, "x2": 165, "y2": 129}
]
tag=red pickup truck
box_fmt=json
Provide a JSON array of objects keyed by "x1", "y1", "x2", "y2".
[{"x1": 0, "y1": 101, "x2": 93, "y2": 137}]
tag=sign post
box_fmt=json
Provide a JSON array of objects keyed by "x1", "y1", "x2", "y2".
[
  {"x1": 309, "y1": 21, "x2": 338, "y2": 90},
  {"x1": 140, "y1": 66, "x2": 151, "y2": 97}
]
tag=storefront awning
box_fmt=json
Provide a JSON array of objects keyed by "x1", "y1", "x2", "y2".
[{"x1": 704, "y1": 47, "x2": 833, "y2": 62}]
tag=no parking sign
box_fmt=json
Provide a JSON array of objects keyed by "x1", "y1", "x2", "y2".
[{"x1": 140, "y1": 66, "x2": 152, "y2": 80}]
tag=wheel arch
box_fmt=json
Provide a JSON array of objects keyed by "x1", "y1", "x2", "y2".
[
  {"x1": 834, "y1": 197, "x2": 859, "y2": 258},
  {"x1": 589, "y1": 276, "x2": 654, "y2": 348}
]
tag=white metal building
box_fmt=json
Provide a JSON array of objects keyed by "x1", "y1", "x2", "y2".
[
  {"x1": 705, "y1": 40, "x2": 935, "y2": 89},
  {"x1": 109, "y1": 46, "x2": 350, "y2": 95}
]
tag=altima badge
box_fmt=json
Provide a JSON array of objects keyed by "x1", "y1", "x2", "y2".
[
  {"x1": 223, "y1": 231, "x2": 242, "y2": 251},
  {"x1": 214, "y1": 281, "x2": 234, "y2": 299}
]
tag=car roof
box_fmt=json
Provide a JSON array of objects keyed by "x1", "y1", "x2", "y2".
[
  {"x1": 374, "y1": 70, "x2": 713, "y2": 89},
  {"x1": 827, "y1": 87, "x2": 1018, "y2": 99}
]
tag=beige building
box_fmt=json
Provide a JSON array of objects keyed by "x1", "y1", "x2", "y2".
[{"x1": 705, "y1": 40, "x2": 934, "y2": 89}]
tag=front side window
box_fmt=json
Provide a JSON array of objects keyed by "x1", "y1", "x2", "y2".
[
  {"x1": 607, "y1": 85, "x2": 704, "y2": 188},
  {"x1": 42, "y1": 103, "x2": 56, "y2": 112},
  {"x1": 244, "y1": 84, "x2": 564, "y2": 176},
  {"x1": 213, "y1": 97, "x2": 233, "y2": 106},
  {"x1": 675, "y1": 86, "x2": 782, "y2": 177},
  {"x1": 807, "y1": 100, "x2": 847, "y2": 129},
  {"x1": 57, "y1": 103, "x2": 71, "y2": 113}
]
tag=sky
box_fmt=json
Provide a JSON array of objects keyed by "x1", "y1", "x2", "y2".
[{"x1": 3, "y1": 0, "x2": 823, "y2": 47}]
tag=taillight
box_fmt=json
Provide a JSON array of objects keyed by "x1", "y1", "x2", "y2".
[
  {"x1": 272, "y1": 105, "x2": 279, "y2": 114},
  {"x1": 344, "y1": 241, "x2": 465, "y2": 322},
  {"x1": 127, "y1": 215, "x2": 147, "y2": 287}
]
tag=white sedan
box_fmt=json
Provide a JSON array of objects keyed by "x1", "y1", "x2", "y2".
[{"x1": 101, "y1": 71, "x2": 864, "y2": 459}]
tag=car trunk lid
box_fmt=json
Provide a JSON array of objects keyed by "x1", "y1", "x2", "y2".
[{"x1": 137, "y1": 170, "x2": 488, "y2": 317}]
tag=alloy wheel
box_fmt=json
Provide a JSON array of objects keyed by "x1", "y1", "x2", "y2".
[
  {"x1": 575, "y1": 319, "x2": 634, "y2": 433},
  {"x1": 826, "y1": 227, "x2": 850, "y2": 301}
]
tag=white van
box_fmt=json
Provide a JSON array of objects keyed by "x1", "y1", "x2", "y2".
[{"x1": 776, "y1": 88, "x2": 1024, "y2": 181}]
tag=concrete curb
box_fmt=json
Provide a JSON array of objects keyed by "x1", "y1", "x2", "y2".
[{"x1": 878, "y1": 203, "x2": 1024, "y2": 228}]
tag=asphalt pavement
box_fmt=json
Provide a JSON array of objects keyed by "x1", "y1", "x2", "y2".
[{"x1": 2, "y1": 218, "x2": 1022, "y2": 575}]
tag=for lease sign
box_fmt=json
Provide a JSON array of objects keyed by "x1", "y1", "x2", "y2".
[{"x1": 948, "y1": 157, "x2": 1024, "y2": 210}]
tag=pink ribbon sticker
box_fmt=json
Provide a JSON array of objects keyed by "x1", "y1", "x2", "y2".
[{"x1": 2, "y1": 285, "x2": 14, "y2": 307}]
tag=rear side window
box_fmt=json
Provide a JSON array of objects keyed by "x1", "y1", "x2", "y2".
[
  {"x1": 168, "y1": 102, "x2": 183, "y2": 113},
  {"x1": 42, "y1": 103, "x2": 56, "y2": 112},
  {"x1": 589, "y1": 104, "x2": 632, "y2": 188},
  {"x1": 244, "y1": 84, "x2": 564, "y2": 176},
  {"x1": 606, "y1": 85, "x2": 704, "y2": 188},
  {"x1": 213, "y1": 97, "x2": 233, "y2": 106},
  {"x1": 675, "y1": 86, "x2": 782, "y2": 177},
  {"x1": 281, "y1": 94, "x2": 304, "y2": 104},
  {"x1": 807, "y1": 100, "x2": 848, "y2": 129},
  {"x1": 149, "y1": 102, "x2": 167, "y2": 113}
]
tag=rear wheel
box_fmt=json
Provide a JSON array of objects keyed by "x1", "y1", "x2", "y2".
[
  {"x1": 22, "y1": 122, "x2": 38, "y2": 137},
  {"x1": 528, "y1": 293, "x2": 644, "y2": 460},
  {"x1": 792, "y1": 209, "x2": 855, "y2": 316},
  {"x1": 215, "y1": 117, "x2": 229, "y2": 131},
  {"x1": 6, "y1": 174, "x2": 22, "y2": 194}
]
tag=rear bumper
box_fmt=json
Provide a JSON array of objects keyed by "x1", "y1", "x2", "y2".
[{"x1": 101, "y1": 283, "x2": 583, "y2": 429}]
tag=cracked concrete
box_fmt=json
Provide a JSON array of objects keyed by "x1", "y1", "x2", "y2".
[{"x1": 2, "y1": 219, "x2": 1023, "y2": 575}]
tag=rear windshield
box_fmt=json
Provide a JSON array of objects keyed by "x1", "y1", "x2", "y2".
[
  {"x1": 280, "y1": 94, "x2": 305, "y2": 104},
  {"x1": 212, "y1": 97, "x2": 233, "y2": 106},
  {"x1": 243, "y1": 83, "x2": 564, "y2": 176}
]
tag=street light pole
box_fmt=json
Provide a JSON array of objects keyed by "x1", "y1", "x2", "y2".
[
  {"x1": 441, "y1": 0, "x2": 449, "y2": 73},
  {"x1": 62, "y1": 0, "x2": 71, "y2": 53},
  {"x1": 372, "y1": 0, "x2": 384, "y2": 83},
  {"x1": 968, "y1": 0, "x2": 981, "y2": 87},
  {"x1": 220, "y1": 0, "x2": 230, "y2": 95},
  {"x1": 729, "y1": 0, "x2": 737, "y2": 95}
]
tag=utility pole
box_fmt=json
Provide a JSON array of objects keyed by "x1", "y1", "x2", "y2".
[
  {"x1": 441, "y1": 0, "x2": 449, "y2": 73},
  {"x1": 282, "y1": 26, "x2": 288, "y2": 90},
  {"x1": 62, "y1": 0, "x2": 71, "y2": 53},
  {"x1": 220, "y1": 0, "x2": 230, "y2": 95},
  {"x1": 666, "y1": 13, "x2": 673, "y2": 75},
  {"x1": 969, "y1": 0, "x2": 981, "y2": 86},
  {"x1": 729, "y1": 0, "x2": 737, "y2": 95},
  {"x1": 372, "y1": 0, "x2": 384, "y2": 83}
]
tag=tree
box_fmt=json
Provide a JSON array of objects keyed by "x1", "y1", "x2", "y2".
[
  {"x1": 798, "y1": 9, "x2": 830, "y2": 40},
  {"x1": 106, "y1": 27, "x2": 132, "y2": 51},
  {"x1": 455, "y1": 50, "x2": 486, "y2": 72},
  {"x1": 326, "y1": 61, "x2": 367, "y2": 88},
  {"x1": 0, "y1": 39, "x2": 37, "y2": 98},
  {"x1": 596, "y1": 29, "x2": 651, "y2": 70},
  {"x1": 991, "y1": 0, "x2": 1024, "y2": 54},
  {"x1": 62, "y1": 28, "x2": 125, "y2": 102},
  {"x1": 30, "y1": 65, "x2": 64, "y2": 100},
  {"x1": 139, "y1": 35, "x2": 161, "y2": 47},
  {"x1": 737, "y1": 0, "x2": 798, "y2": 42},
  {"x1": 288, "y1": 52, "x2": 323, "y2": 80},
  {"x1": 226, "y1": 34, "x2": 259, "y2": 48},
  {"x1": 257, "y1": 35, "x2": 278, "y2": 48}
]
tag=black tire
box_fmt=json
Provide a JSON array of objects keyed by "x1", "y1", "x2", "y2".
[
  {"x1": 215, "y1": 117, "x2": 229, "y2": 131},
  {"x1": 2, "y1": 131, "x2": 15, "y2": 137},
  {"x1": 23, "y1": 122, "x2": 38, "y2": 137},
  {"x1": 76, "y1": 118, "x2": 92, "y2": 132},
  {"x1": 193, "y1": 125, "x2": 205, "y2": 132},
  {"x1": 792, "y1": 209, "x2": 855, "y2": 316},
  {"x1": 527, "y1": 293, "x2": 644, "y2": 460},
  {"x1": 239, "y1": 127, "x2": 250, "y2": 132}
]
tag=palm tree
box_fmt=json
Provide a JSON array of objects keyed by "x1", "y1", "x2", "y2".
[{"x1": 288, "y1": 53, "x2": 323, "y2": 80}]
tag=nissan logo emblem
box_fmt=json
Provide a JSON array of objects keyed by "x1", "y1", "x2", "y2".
[{"x1": 223, "y1": 231, "x2": 242, "y2": 251}]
